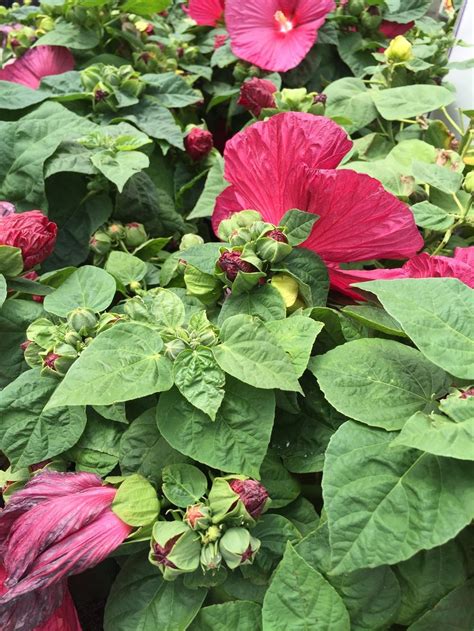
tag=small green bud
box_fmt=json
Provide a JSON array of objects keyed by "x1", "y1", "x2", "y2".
[
  {"x1": 219, "y1": 528, "x2": 260, "y2": 570},
  {"x1": 385, "y1": 36, "x2": 413, "y2": 62},
  {"x1": 123, "y1": 222, "x2": 148, "y2": 249},
  {"x1": 463, "y1": 171, "x2": 474, "y2": 194},
  {"x1": 67, "y1": 308, "x2": 98, "y2": 336},
  {"x1": 200, "y1": 542, "x2": 222, "y2": 572},
  {"x1": 179, "y1": 233, "x2": 205, "y2": 250}
]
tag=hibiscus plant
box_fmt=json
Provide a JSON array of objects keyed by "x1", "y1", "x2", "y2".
[{"x1": 0, "y1": 0, "x2": 473, "y2": 630}]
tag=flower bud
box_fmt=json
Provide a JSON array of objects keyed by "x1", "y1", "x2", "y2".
[
  {"x1": 67, "y1": 308, "x2": 98, "y2": 336},
  {"x1": 219, "y1": 528, "x2": 260, "y2": 570},
  {"x1": 164, "y1": 338, "x2": 188, "y2": 360},
  {"x1": 238, "y1": 78, "x2": 277, "y2": 117},
  {"x1": 256, "y1": 235, "x2": 292, "y2": 263},
  {"x1": 123, "y1": 222, "x2": 148, "y2": 249},
  {"x1": 179, "y1": 233, "x2": 205, "y2": 250},
  {"x1": 149, "y1": 521, "x2": 201, "y2": 580},
  {"x1": 217, "y1": 210, "x2": 263, "y2": 242},
  {"x1": 200, "y1": 542, "x2": 222, "y2": 572},
  {"x1": 270, "y1": 273, "x2": 300, "y2": 308},
  {"x1": 313, "y1": 93, "x2": 327, "y2": 105},
  {"x1": 106, "y1": 222, "x2": 126, "y2": 241},
  {"x1": 0, "y1": 210, "x2": 57, "y2": 270},
  {"x1": 184, "y1": 503, "x2": 212, "y2": 530},
  {"x1": 385, "y1": 35, "x2": 413, "y2": 62},
  {"x1": 460, "y1": 387, "x2": 474, "y2": 399},
  {"x1": 63, "y1": 330, "x2": 82, "y2": 347},
  {"x1": 184, "y1": 128, "x2": 214, "y2": 161},
  {"x1": 348, "y1": 0, "x2": 365, "y2": 16},
  {"x1": 217, "y1": 251, "x2": 258, "y2": 282},
  {"x1": 214, "y1": 34, "x2": 228, "y2": 49},
  {"x1": 208, "y1": 476, "x2": 270, "y2": 526},
  {"x1": 463, "y1": 171, "x2": 474, "y2": 194}
]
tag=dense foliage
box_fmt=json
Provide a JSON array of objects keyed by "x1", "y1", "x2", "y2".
[{"x1": 0, "y1": 0, "x2": 473, "y2": 629}]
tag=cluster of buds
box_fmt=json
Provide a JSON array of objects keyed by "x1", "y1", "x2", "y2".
[
  {"x1": 149, "y1": 476, "x2": 269, "y2": 580},
  {"x1": 80, "y1": 64, "x2": 145, "y2": 112},
  {"x1": 21, "y1": 308, "x2": 121, "y2": 377},
  {"x1": 133, "y1": 43, "x2": 178, "y2": 74},
  {"x1": 334, "y1": 1, "x2": 383, "y2": 36},
  {"x1": 238, "y1": 81, "x2": 327, "y2": 118},
  {"x1": 90, "y1": 221, "x2": 149, "y2": 263}
]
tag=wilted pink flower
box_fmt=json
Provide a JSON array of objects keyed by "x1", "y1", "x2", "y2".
[
  {"x1": 229, "y1": 479, "x2": 269, "y2": 519},
  {"x1": 379, "y1": 20, "x2": 414, "y2": 39},
  {"x1": 0, "y1": 46, "x2": 74, "y2": 89},
  {"x1": 226, "y1": 0, "x2": 335, "y2": 72},
  {"x1": 218, "y1": 250, "x2": 258, "y2": 281},
  {"x1": 238, "y1": 77, "x2": 277, "y2": 117},
  {"x1": 0, "y1": 210, "x2": 57, "y2": 270},
  {"x1": 0, "y1": 472, "x2": 132, "y2": 630},
  {"x1": 188, "y1": 0, "x2": 225, "y2": 26},
  {"x1": 185, "y1": 128, "x2": 214, "y2": 160},
  {"x1": 212, "y1": 112, "x2": 423, "y2": 297}
]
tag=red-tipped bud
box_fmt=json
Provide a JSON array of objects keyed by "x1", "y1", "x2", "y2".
[
  {"x1": 217, "y1": 250, "x2": 258, "y2": 282},
  {"x1": 238, "y1": 78, "x2": 277, "y2": 117},
  {"x1": 264, "y1": 229, "x2": 288, "y2": 243},
  {"x1": 43, "y1": 352, "x2": 60, "y2": 370},
  {"x1": 229, "y1": 479, "x2": 269, "y2": 520},
  {"x1": 184, "y1": 503, "x2": 212, "y2": 530},
  {"x1": 208, "y1": 476, "x2": 270, "y2": 526},
  {"x1": 184, "y1": 128, "x2": 214, "y2": 161},
  {"x1": 214, "y1": 34, "x2": 228, "y2": 49},
  {"x1": 313, "y1": 93, "x2": 327, "y2": 105}
]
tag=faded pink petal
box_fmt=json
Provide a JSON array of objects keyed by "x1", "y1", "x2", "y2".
[
  {"x1": 379, "y1": 20, "x2": 414, "y2": 39},
  {"x1": 0, "y1": 46, "x2": 74, "y2": 89},
  {"x1": 213, "y1": 112, "x2": 352, "y2": 232},
  {"x1": 302, "y1": 169, "x2": 423, "y2": 262},
  {"x1": 226, "y1": 0, "x2": 335, "y2": 71},
  {"x1": 188, "y1": 0, "x2": 225, "y2": 26}
]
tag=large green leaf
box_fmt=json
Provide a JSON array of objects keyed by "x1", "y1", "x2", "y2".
[
  {"x1": 157, "y1": 378, "x2": 275, "y2": 477},
  {"x1": 112, "y1": 98, "x2": 183, "y2": 149},
  {"x1": 408, "y1": 578, "x2": 474, "y2": 630},
  {"x1": 143, "y1": 73, "x2": 202, "y2": 108},
  {"x1": 0, "y1": 368, "x2": 86, "y2": 470},
  {"x1": 372, "y1": 85, "x2": 455, "y2": 120},
  {"x1": 44, "y1": 265, "x2": 116, "y2": 316},
  {"x1": 323, "y1": 422, "x2": 474, "y2": 574},
  {"x1": 105, "y1": 251, "x2": 147, "y2": 286},
  {"x1": 213, "y1": 314, "x2": 301, "y2": 392},
  {"x1": 266, "y1": 316, "x2": 323, "y2": 378},
  {"x1": 310, "y1": 339, "x2": 448, "y2": 430},
  {"x1": 49, "y1": 323, "x2": 173, "y2": 407},
  {"x1": 189, "y1": 602, "x2": 262, "y2": 631},
  {"x1": 324, "y1": 78, "x2": 377, "y2": 133},
  {"x1": 358, "y1": 279, "x2": 474, "y2": 379},
  {"x1": 218, "y1": 284, "x2": 286, "y2": 325},
  {"x1": 0, "y1": 80, "x2": 48, "y2": 110},
  {"x1": 259, "y1": 453, "x2": 300, "y2": 509},
  {"x1": 104, "y1": 554, "x2": 206, "y2": 631},
  {"x1": 188, "y1": 155, "x2": 227, "y2": 219},
  {"x1": 91, "y1": 150, "x2": 150, "y2": 193},
  {"x1": 34, "y1": 21, "x2": 100, "y2": 49},
  {"x1": 162, "y1": 463, "x2": 208, "y2": 508},
  {"x1": 67, "y1": 410, "x2": 122, "y2": 476},
  {"x1": 273, "y1": 248, "x2": 329, "y2": 307},
  {"x1": 262, "y1": 543, "x2": 350, "y2": 630}
]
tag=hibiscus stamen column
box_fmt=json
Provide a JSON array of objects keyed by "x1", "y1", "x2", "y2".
[{"x1": 274, "y1": 10, "x2": 294, "y2": 33}]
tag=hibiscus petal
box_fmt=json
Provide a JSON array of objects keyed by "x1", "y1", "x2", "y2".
[
  {"x1": 226, "y1": 0, "x2": 334, "y2": 72},
  {"x1": 302, "y1": 168, "x2": 423, "y2": 262},
  {"x1": 212, "y1": 112, "x2": 352, "y2": 232},
  {"x1": 454, "y1": 246, "x2": 474, "y2": 268},
  {"x1": 188, "y1": 0, "x2": 225, "y2": 26},
  {"x1": 4, "y1": 487, "x2": 116, "y2": 584},
  {"x1": 403, "y1": 252, "x2": 474, "y2": 287},
  {"x1": 326, "y1": 265, "x2": 401, "y2": 300},
  {"x1": 0, "y1": 46, "x2": 74, "y2": 89},
  {"x1": 379, "y1": 20, "x2": 414, "y2": 39}
]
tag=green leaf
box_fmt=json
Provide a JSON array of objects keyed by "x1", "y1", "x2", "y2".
[
  {"x1": 126, "y1": 288, "x2": 185, "y2": 329},
  {"x1": 218, "y1": 284, "x2": 286, "y2": 325},
  {"x1": 408, "y1": 578, "x2": 474, "y2": 631},
  {"x1": 411, "y1": 161, "x2": 463, "y2": 194},
  {"x1": 372, "y1": 85, "x2": 455, "y2": 120},
  {"x1": 188, "y1": 156, "x2": 227, "y2": 219},
  {"x1": 385, "y1": 0, "x2": 434, "y2": 22},
  {"x1": 174, "y1": 348, "x2": 225, "y2": 421},
  {"x1": 410, "y1": 201, "x2": 455, "y2": 231},
  {"x1": 162, "y1": 463, "x2": 208, "y2": 507},
  {"x1": 324, "y1": 78, "x2": 377, "y2": 134},
  {"x1": 357, "y1": 279, "x2": 474, "y2": 380},
  {"x1": 112, "y1": 474, "x2": 159, "y2": 527},
  {"x1": 259, "y1": 452, "x2": 300, "y2": 509},
  {"x1": 0, "y1": 80, "x2": 48, "y2": 110},
  {"x1": 44, "y1": 265, "x2": 116, "y2": 316},
  {"x1": 143, "y1": 73, "x2": 202, "y2": 108},
  {"x1": 278, "y1": 497, "x2": 319, "y2": 537},
  {"x1": 323, "y1": 421, "x2": 474, "y2": 574},
  {"x1": 0, "y1": 245, "x2": 24, "y2": 277},
  {"x1": 0, "y1": 299, "x2": 43, "y2": 388},
  {"x1": 310, "y1": 339, "x2": 448, "y2": 431},
  {"x1": 342, "y1": 304, "x2": 407, "y2": 337},
  {"x1": 49, "y1": 323, "x2": 173, "y2": 407},
  {"x1": 105, "y1": 251, "x2": 147, "y2": 286},
  {"x1": 189, "y1": 602, "x2": 262, "y2": 631},
  {"x1": 0, "y1": 368, "x2": 86, "y2": 470},
  {"x1": 122, "y1": 0, "x2": 171, "y2": 15},
  {"x1": 34, "y1": 21, "x2": 100, "y2": 49},
  {"x1": 91, "y1": 150, "x2": 149, "y2": 193},
  {"x1": 157, "y1": 378, "x2": 275, "y2": 477},
  {"x1": 104, "y1": 554, "x2": 206, "y2": 631},
  {"x1": 67, "y1": 410, "x2": 122, "y2": 476},
  {"x1": 0, "y1": 275, "x2": 6, "y2": 308},
  {"x1": 395, "y1": 541, "x2": 468, "y2": 626},
  {"x1": 119, "y1": 408, "x2": 188, "y2": 485},
  {"x1": 266, "y1": 316, "x2": 323, "y2": 378},
  {"x1": 279, "y1": 209, "x2": 319, "y2": 246},
  {"x1": 213, "y1": 314, "x2": 301, "y2": 392},
  {"x1": 272, "y1": 248, "x2": 329, "y2": 308},
  {"x1": 262, "y1": 543, "x2": 350, "y2": 630}
]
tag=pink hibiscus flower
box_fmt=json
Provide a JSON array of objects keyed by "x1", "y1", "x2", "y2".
[
  {"x1": 0, "y1": 45, "x2": 74, "y2": 89},
  {"x1": 351, "y1": 248, "x2": 474, "y2": 292},
  {"x1": 0, "y1": 471, "x2": 132, "y2": 630},
  {"x1": 379, "y1": 20, "x2": 414, "y2": 39},
  {"x1": 212, "y1": 112, "x2": 423, "y2": 297},
  {"x1": 188, "y1": 0, "x2": 225, "y2": 26},
  {"x1": 226, "y1": 0, "x2": 335, "y2": 72}
]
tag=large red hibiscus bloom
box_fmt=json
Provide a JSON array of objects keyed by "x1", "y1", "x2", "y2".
[{"x1": 212, "y1": 112, "x2": 423, "y2": 297}]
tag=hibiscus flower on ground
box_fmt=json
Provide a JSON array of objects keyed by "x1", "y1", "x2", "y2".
[
  {"x1": 0, "y1": 45, "x2": 74, "y2": 89},
  {"x1": 212, "y1": 112, "x2": 423, "y2": 298},
  {"x1": 225, "y1": 0, "x2": 335, "y2": 72},
  {"x1": 187, "y1": 0, "x2": 225, "y2": 26}
]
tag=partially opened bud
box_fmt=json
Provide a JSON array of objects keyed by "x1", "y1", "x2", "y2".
[
  {"x1": 184, "y1": 128, "x2": 214, "y2": 161},
  {"x1": 256, "y1": 231, "x2": 292, "y2": 263},
  {"x1": 238, "y1": 77, "x2": 277, "y2": 117},
  {"x1": 106, "y1": 222, "x2": 126, "y2": 241},
  {"x1": 219, "y1": 527, "x2": 260, "y2": 569},
  {"x1": 90, "y1": 231, "x2": 112, "y2": 256},
  {"x1": 149, "y1": 521, "x2": 201, "y2": 580},
  {"x1": 217, "y1": 250, "x2": 258, "y2": 282},
  {"x1": 385, "y1": 35, "x2": 413, "y2": 62},
  {"x1": 208, "y1": 476, "x2": 270, "y2": 526},
  {"x1": 184, "y1": 503, "x2": 212, "y2": 531},
  {"x1": 200, "y1": 542, "x2": 222, "y2": 572},
  {"x1": 124, "y1": 222, "x2": 148, "y2": 249}
]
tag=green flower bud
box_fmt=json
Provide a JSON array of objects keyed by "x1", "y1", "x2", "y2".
[
  {"x1": 164, "y1": 338, "x2": 188, "y2": 360},
  {"x1": 275, "y1": 88, "x2": 314, "y2": 112},
  {"x1": 23, "y1": 341, "x2": 43, "y2": 369},
  {"x1": 106, "y1": 222, "x2": 126, "y2": 241},
  {"x1": 463, "y1": 171, "x2": 474, "y2": 194},
  {"x1": 219, "y1": 528, "x2": 260, "y2": 570},
  {"x1": 123, "y1": 222, "x2": 148, "y2": 249},
  {"x1": 96, "y1": 312, "x2": 122, "y2": 334},
  {"x1": 89, "y1": 231, "x2": 112, "y2": 255},
  {"x1": 63, "y1": 330, "x2": 82, "y2": 347},
  {"x1": 217, "y1": 210, "x2": 263, "y2": 242},
  {"x1": 256, "y1": 235, "x2": 292, "y2": 263},
  {"x1": 179, "y1": 234, "x2": 205, "y2": 251},
  {"x1": 385, "y1": 36, "x2": 413, "y2": 62},
  {"x1": 348, "y1": 0, "x2": 365, "y2": 16},
  {"x1": 149, "y1": 521, "x2": 201, "y2": 580},
  {"x1": 200, "y1": 542, "x2": 222, "y2": 572},
  {"x1": 67, "y1": 308, "x2": 98, "y2": 336},
  {"x1": 201, "y1": 525, "x2": 222, "y2": 545},
  {"x1": 208, "y1": 476, "x2": 270, "y2": 527}
]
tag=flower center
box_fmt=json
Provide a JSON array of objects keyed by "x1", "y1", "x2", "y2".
[{"x1": 274, "y1": 10, "x2": 294, "y2": 33}]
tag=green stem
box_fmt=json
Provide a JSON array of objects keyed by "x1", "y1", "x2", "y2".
[{"x1": 441, "y1": 106, "x2": 463, "y2": 136}]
